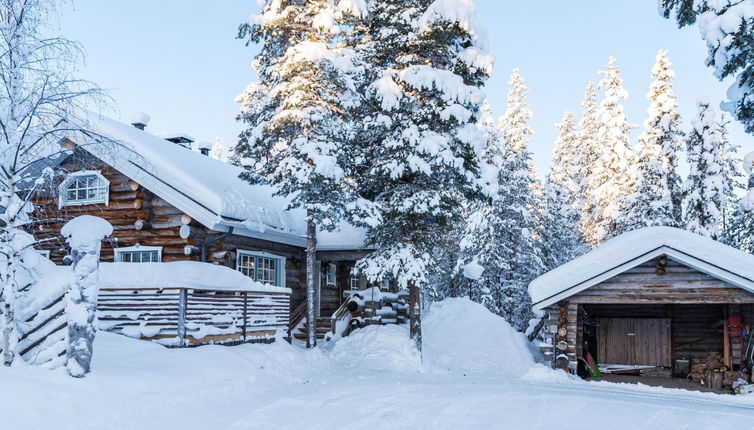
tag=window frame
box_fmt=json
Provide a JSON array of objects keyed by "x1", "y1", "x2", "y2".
[
  {"x1": 114, "y1": 245, "x2": 163, "y2": 263},
  {"x1": 58, "y1": 170, "x2": 110, "y2": 208},
  {"x1": 236, "y1": 250, "x2": 286, "y2": 287}
]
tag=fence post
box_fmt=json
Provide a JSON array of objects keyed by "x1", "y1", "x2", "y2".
[
  {"x1": 242, "y1": 292, "x2": 248, "y2": 343},
  {"x1": 177, "y1": 289, "x2": 187, "y2": 347}
]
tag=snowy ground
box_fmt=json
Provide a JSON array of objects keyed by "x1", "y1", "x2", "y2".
[{"x1": 2, "y1": 298, "x2": 753, "y2": 430}]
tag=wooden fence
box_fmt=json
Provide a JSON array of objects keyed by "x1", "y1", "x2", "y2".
[{"x1": 98, "y1": 287, "x2": 290, "y2": 346}]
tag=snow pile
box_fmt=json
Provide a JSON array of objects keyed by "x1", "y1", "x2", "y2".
[
  {"x1": 128, "y1": 112, "x2": 150, "y2": 126},
  {"x1": 61, "y1": 215, "x2": 113, "y2": 250},
  {"x1": 423, "y1": 297, "x2": 534, "y2": 376},
  {"x1": 330, "y1": 324, "x2": 420, "y2": 372},
  {"x1": 97, "y1": 261, "x2": 290, "y2": 293}
]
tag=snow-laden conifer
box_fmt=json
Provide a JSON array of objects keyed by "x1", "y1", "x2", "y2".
[
  {"x1": 628, "y1": 50, "x2": 684, "y2": 229},
  {"x1": 660, "y1": 0, "x2": 754, "y2": 134},
  {"x1": 235, "y1": 0, "x2": 375, "y2": 348},
  {"x1": 456, "y1": 69, "x2": 540, "y2": 331},
  {"x1": 542, "y1": 112, "x2": 585, "y2": 270},
  {"x1": 581, "y1": 57, "x2": 637, "y2": 245},
  {"x1": 683, "y1": 98, "x2": 725, "y2": 239},
  {"x1": 355, "y1": 0, "x2": 492, "y2": 346}
]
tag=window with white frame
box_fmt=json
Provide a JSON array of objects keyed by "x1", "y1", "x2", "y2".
[
  {"x1": 350, "y1": 275, "x2": 360, "y2": 291},
  {"x1": 115, "y1": 245, "x2": 162, "y2": 263},
  {"x1": 59, "y1": 170, "x2": 109, "y2": 207},
  {"x1": 237, "y1": 250, "x2": 285, "y2": 287},
  {"x1": 326, "y1": 263, "x2": 337, "y2": 286}
]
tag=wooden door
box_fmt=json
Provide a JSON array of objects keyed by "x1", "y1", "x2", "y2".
[{"x1": 598, "y1": 318, "x2": 671, "y2": 366}]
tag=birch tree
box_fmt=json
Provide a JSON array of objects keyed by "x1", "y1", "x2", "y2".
[{"x1": 0, "y1": 0, "x2": 105, "y2": 366}]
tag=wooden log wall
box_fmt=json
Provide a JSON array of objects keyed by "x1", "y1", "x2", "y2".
[
  {"x1": 570, "y1": 259, "x2": 754, "y2": 304},
  {"x1": 98, "y1": 287, "x2": 290, "y2": 346},
  {"x1": 30, "y1": 157, "x2": 196, "y2": 264}
]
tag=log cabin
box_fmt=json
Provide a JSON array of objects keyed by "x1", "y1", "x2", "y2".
[
  {"x1": 27, "y1": 113, "x2": 375, "y2": 341},
  {"x1": 530, "y1": 227, "x2": 754, "y2": 390}
]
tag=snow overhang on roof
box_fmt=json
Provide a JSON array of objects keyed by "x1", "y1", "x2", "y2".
[
  {"x1": 72, "y1": 113, "x2": 368, "y2": 250},
  {"x1": 529, "y1": 226, "x2": 754, "y2": 310}
]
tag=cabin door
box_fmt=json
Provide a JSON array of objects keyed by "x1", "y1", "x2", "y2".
[{"x1": 598, "y1": 318, "x2": 671, "y2": 366}]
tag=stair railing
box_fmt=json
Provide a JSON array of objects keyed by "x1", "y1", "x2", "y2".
[
  {"x1": 329, "y1": 299, "x2": 352, "y2": 339},
  {"x1": 288, "y1": 300, "x2": 307, "y2": 339}
]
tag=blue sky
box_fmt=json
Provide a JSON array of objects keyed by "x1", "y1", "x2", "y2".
[{"x1": 59, "y1": 1, "x2": 750, "y2": 175}]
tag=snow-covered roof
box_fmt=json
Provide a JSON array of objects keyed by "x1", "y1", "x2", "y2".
[
  {"x1": 76, "y1": 113, "x2": 366, "y2": 250},
  {"x1": 529, "y1": 226, "x2": 754, "y2": 310}
]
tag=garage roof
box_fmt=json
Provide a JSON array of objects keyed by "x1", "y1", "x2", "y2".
[{"x1": 529, "y1": 227, "x2": 754, "y2": 310}]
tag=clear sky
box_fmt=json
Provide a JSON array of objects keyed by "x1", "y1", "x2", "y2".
[{"x1": 58, "y1": 0, "x2": 751, "y2": 175}]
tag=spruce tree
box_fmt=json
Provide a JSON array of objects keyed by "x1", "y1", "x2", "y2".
[
  {"x1": 235, "y1": 0, "x2": 370, "y2": 348},
  {"x1": 355, "y1": 0, "x2": 492, "y2": 348},
  {"x1": 582, "y1": 57, "x2": 637, "y2": 245},
  {"x1": 628, "y1": 50, "x2": 684, "y2": 229},
  {"x1": 576, "y1": 81, "x2": 600, "y2": 240},
  {"x1": 683, "y1": 98, "x2": 725, "y2": 240},
  {"x1": 660, "y1": 0, "x2": 754, "y2": 134},
  {"x1": 542, "y1": 112, "x2": 585, "y2": 270}
]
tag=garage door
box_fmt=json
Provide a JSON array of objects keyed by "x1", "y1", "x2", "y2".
[{"x1": 597, "y1": 318, "x2": 671, "y2": 366}]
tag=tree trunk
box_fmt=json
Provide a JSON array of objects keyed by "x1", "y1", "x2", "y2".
[
  {"x1": 306, "y1": 214, "x2": 317, "y2": 348},
  {"x1": 409, "y1": 281, "x2": 422, "y2": 353},
  {"x1": 2, "y1": 301, "x2": 12, "y2": 366},
  {"x1": 66, "y1": 245, "x2": 101, "y2": 377}
]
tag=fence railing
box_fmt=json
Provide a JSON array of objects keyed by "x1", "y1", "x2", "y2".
[{"x1": 98, "y1": 287, "x2": 290, "y2": 347}]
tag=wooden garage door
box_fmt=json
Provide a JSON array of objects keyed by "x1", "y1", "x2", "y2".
[{"x1": 597, "y1": 318, "x2": 671, "y2": 366}]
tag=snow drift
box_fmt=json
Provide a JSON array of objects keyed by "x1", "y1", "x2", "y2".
[{"x1": 423, "y1": 297, "x2": 534, "y2": 376}]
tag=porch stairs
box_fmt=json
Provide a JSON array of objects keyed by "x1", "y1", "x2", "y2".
[{"x1": 292, "y1": 317, "x2": 332, "y2": 342}]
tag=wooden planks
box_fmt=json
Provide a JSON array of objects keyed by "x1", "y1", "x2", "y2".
[
  {"x1": 571, "y1": 258, "x2": 754, "y2": 304},
  {"x1": 98, "y1": 287, "x2": 290, "y2": 346},
  {"x1": 596, "y1": 318, "x2": 671, "y2": 366}
]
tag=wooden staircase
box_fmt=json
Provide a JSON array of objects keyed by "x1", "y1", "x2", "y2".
[{"x1": 293, "y1": 317, "x2": 332, "y2": 342}]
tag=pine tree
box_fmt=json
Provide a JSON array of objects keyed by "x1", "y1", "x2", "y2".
[
  {"x1": 576, "y1": 81, "x2": 600, "y2": 239},
  {"x1": 683, "y1": 98, "x2": 725, "y2": 239},
  {"x1": 582, "y1": 57, "x2": 638, "y2": 245},
  {"x1": 494, "y1": 69, "x2": 543, "y2": 330},
  {"x1": 628, "y1": 50, "x2": 684, "y2": 229},
  {"x1": 542, "y1": 112, "x2": 585, "y2": 270},
  {"x1": 235, "y1": 0, "x2": 371, "y2": 348},
  {"x1": 456, "y1": 69, "x2": 540, "y2": 331},
  {"x1": 660, "y1": 0, "x2": 754, "y2": 134},
  {"x1": 355, "y1": 0, "x2": 492, "y2": 347}
]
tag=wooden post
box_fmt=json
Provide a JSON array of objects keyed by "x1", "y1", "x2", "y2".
[
  {"x1": 409, "y1": 281, "x2": 422, "y2": 353},
  {"x1": 305, "y1": 214, "x2": 317, "y2": 348},
  {"x1": 242, "y1": 292, "x2": 248, "y2": 342},
  {"x1": 555, "y1": 301, "x2": 570, "y2": 370},
  {"x1": 177, "y1": 289, "x2": 187, "y2": 347}
]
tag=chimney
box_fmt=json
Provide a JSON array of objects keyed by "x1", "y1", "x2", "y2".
[
  {"x1": 130, "y1": 112, "x2": 151, "y2": 130},
  {"x1": 197, "y1": 141, "x2": 212, "y2": 156},
  {"x1": 162, "y1": 133, "x2": 195, "y2": 149}
]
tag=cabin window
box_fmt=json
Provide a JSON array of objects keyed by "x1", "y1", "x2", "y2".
[
  {"x1": 59, "y1": 170, "x2": 109, "y2": 207},
  {"x1": 236, "y1": 250, "x2": 286, "y2": 287},
  {"x1": 326, "y1": 263, "x2": 337, "y2": 287},
  {"x1": 350, "y1": 275, "x2": 360, "y2": 290},
  {"x1": 115, "y1": 245, "x2": 162, "y2": 263}
]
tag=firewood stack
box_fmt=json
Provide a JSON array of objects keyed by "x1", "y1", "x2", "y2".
[
  {"x1": 687, "y1": 352, "x2": 726, "y2": 386},
  {"x1": 347, "y1": 289, "x2": 409, "y2": 328}
]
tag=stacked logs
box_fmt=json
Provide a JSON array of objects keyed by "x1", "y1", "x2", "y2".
[
  {"x1": 346, "y1": 288, "x2": 408, "y2": 328},
  {"x1": 688, "y1": 352, "x2": 727, "y2": 390}
]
